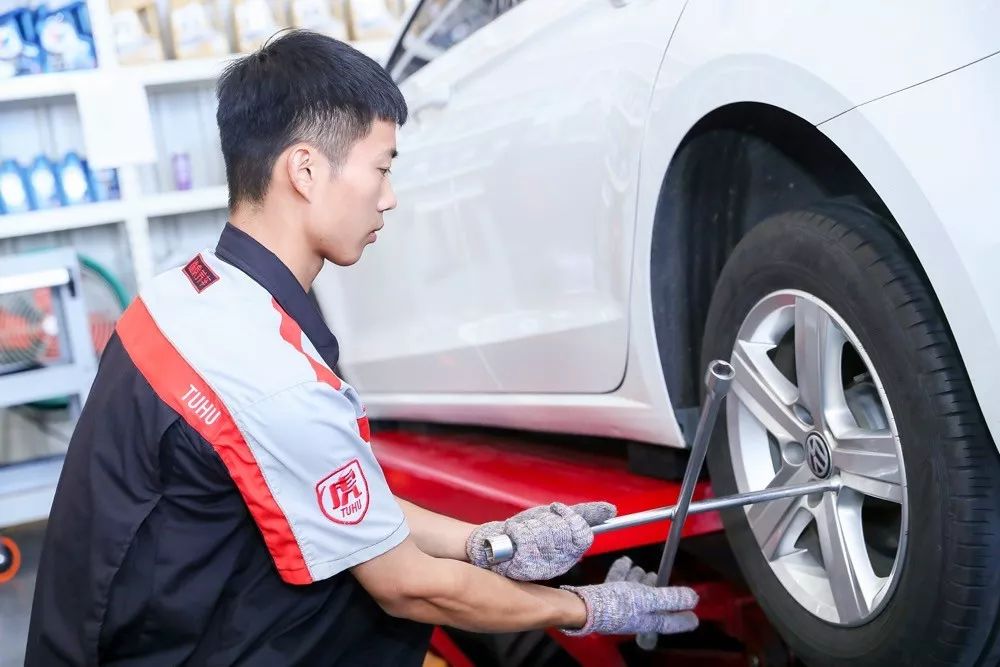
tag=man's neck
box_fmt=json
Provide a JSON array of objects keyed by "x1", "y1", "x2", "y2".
[{"x1": 228, "y1": 206, "x2": 322, "y2": 292}]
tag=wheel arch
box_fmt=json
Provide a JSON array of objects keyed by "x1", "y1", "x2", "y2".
[{"x1": 648, "y1": 102, "x2": 895, "y2": 414}]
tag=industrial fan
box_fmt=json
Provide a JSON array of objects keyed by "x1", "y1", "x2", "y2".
[
  {"x1": 0, "y1": 287, "x2": 56, "y2": 375},
  {"x1": 0, "y1": 255, "x2": 129, "y2": 406}
]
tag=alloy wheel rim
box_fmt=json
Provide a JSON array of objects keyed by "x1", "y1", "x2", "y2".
[{"x1": 726, "y1": 290, "x2": 908, "y2": 626}]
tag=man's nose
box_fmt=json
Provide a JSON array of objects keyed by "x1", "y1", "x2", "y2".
[{"x1": 378, "y1": 182, "x2": 397, "y2": 213}]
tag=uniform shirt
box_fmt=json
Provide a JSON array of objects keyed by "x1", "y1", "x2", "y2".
[{"x1": 25, "y1": 223, "x2": 431, "y2": 666}]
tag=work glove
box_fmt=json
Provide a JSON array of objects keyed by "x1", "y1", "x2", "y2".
[
  {"x1": 466, "y1": 501, "x2": 616, "y2": 581},
  {"x1": 559, "y1": 555, "x2": 699, "y2": 636}
]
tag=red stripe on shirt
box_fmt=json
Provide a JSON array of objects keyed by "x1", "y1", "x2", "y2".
[
  {"x1": 116, "y1": 298, "x2": 312, "y2": 585},
  {"x1": 271, "y1": 298, "x2": 342, "y2": 391}
]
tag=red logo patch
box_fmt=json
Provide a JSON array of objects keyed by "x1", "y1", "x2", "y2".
[
  {"x1": 316, "y1": 459, "x2": 370, "y2": 525},
  {"x1": 182, "y1": 254, "x2": 219, "y2": 293}
]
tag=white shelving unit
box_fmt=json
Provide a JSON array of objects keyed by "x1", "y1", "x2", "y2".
[
  {"x1": 0, "y1": 200, "x2": 129, "y2": 240},
  {"x1": 142, "y1": 184, "x2": 229, "y2": 217},
  {"x1": 0, "y1": 185, "x2": 234, "y2": 240},
  {"x1": 0, "y1": 0, "x2": 393, "y2": 288},
  {"x1": 0, "y1": 69, "x2": 86, "y2": 104}
]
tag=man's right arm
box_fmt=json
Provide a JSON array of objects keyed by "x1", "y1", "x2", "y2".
[{"x1": 351, "y1": 536, "x2": 588, "y2": 633}]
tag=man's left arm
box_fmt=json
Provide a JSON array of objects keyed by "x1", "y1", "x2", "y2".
[{"x1": 397, "y1": 497, "x2": 476, "y2": 561}]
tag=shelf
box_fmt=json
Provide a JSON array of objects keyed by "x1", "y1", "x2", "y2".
[
  {"x1": 0, "y1": 455, "x2": 64, "y2": 527},
  {"x1": 0, "y1": 69, "x2": 96, "y2": 104},
  {"x1": 0, "y1": 186, "x2": 230, "y2": 240},
  {"x1": 143, "y1": 185, "x2": 228, "y2": 217},
  {"x1": 138, "y1": 56, "x2": 241, "y2": 88},
  {"x1": 0, "y1": 40, "x2": 395, "y2": 104},
  {"x1": 0, "y1": 200, "x2": 128, "y2": 239},
  {"x1": 140, "y1": 39, "x2": 393, "y2": 88},
  {"x1": 141, "y1": 39, "x2": 392, "y2": 88}
]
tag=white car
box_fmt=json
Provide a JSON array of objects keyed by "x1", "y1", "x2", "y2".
[{"x1": 312, "y1": 2, "x2": 1000, "y2": 664}]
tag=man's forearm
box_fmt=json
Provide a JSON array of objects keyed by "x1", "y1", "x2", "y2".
[
  {"x1": 390, "y1": 547, "x2": 586, "y2": 633},
  {"x1": 397, "y1": 498, "x2": 477, "y2": 561},
  {"x1": 353, "y1": 537, "x2": 587, "y2": 634}
]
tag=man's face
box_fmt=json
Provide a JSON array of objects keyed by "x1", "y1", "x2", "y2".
[{"x1": 306, "y1": 119, "x2": 398, "y2": 266}]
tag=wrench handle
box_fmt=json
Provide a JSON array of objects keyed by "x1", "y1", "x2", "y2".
[
  {"x1": 636, "y1": 360, "x2": 733, "y2": 650},
  {"x1": 483, "y1": 478, "x2": 839, "y2": 564}
]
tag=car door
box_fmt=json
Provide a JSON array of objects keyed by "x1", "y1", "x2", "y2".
[
  {"x1": 313, "y1": 0, "x2": 502, "y2": 394},
  {"x1": 316, "y1": 0, "x2": 685, "y2": 394}
]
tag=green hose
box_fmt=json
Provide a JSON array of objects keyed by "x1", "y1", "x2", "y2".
[{"x1": 79, "y1": 254, "x2": 130, "y2": 311}]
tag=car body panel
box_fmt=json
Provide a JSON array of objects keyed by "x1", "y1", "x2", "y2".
[{"x1": 312, "y1": 1, "x2": 1000, "y2": 450}]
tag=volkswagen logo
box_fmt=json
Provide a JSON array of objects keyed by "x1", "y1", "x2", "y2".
[{"x1": 805, "y1": 432, "x2": 833, "y2": 479}]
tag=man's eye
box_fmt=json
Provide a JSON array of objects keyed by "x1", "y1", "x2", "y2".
[{"x1": 379, "y1": 168, "x2": 392, "y2": 176}]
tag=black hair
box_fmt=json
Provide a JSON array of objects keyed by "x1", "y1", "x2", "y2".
[{"x1": 216, "y1": 30, "x2": 408, "y2": 209}]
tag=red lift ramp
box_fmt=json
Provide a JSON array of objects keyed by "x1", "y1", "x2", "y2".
[{"x1": 371, "y1": 428, "x2": 723, "y2": 552}]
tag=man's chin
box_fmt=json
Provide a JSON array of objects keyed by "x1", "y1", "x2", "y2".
[{"x1": 324, "y1": 250, "x2": 364, "y2": 268}]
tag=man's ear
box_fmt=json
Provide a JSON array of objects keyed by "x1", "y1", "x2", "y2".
[{"x1": 286, "y1": 144, "x2": 315, "y2": 201}]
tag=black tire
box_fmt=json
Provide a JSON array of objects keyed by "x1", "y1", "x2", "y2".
[{"x1": 701, "y1": 202, "x2": 1000, "y2": 666}]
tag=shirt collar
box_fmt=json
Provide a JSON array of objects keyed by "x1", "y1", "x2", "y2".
[{"x1": 215, "y1": 222, "x2": 340, "y2": 369}]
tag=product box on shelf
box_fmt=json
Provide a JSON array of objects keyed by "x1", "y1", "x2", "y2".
[
  {"x1": 90, "y1": 165, "x2": 119, "y2": 201},
  {"x1": 109, "y1": 0, "x2": 165, "y2": 65},
  {"x1": 169, "y1": 0, "x2": 229, "y2": 59},
  {"x1": 233, "y1": 0, "x2": 286, "y2": 53},
  {"x1": 0, "y1": 5, "x2": 43, "y2": 77},
  {"x1": 35, "y1": 0, "x2": 98, "y2": 72},
  {"x1": 289, "y1": 0, "x2": 348, "y2": 41},
  {"x1": 171, "y1": 152, "x2": 192, "y2": 190}
]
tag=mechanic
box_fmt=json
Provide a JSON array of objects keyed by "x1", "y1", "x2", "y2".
[{"x1": 25, "y1": 30, "x2": 699, "y2": 666}]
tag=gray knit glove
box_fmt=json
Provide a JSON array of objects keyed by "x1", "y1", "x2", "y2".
[
  {"x1": 466, "y1": 501, "x2": 616, "y2": 581},
  {"x1": 559, "y1": 556, "x2": 699, "y2": 636}
]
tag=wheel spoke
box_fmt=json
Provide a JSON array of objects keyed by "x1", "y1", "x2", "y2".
[
  {"x1": 794, "y1": 297, "x2": 838, "y2": 429},
  {"x1": 731, "y1": 340, "x2": 809, "y2": 444},
  {"x1": 814, "y1": 492, "x2": 880, "y2": 624},
  {"x1": 832, "y1": 428, "x2": 903, "y2": 503},
  {"x1": 747, "y1": 464, "x2": 814, "y2": 560}
]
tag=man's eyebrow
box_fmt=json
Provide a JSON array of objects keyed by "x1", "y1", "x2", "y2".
[{"x1": 385, "y1": 148, "x2": 398, "y2": 160}]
